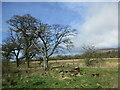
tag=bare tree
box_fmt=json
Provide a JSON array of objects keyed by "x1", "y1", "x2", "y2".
[
  {"x1": 6, "y1": 14, "x2": 76, "y2": 69},
  {"x1": 2, "y1": 38, "x2": 14, "y2": 65},
  {"x1": 82, "y1": 45, "x2": 103, "y2": 67},
  {"x1": 34, "y1": 24, "x2": 76, "y2": 70},
  {"x1": 9, "y1": 30, "x2": 24, "y2": 67},
  {"x1": 2, "y1": 33, "x2": 22, "y2": 67},
  {"x1": 7, "y1": 14, "x2": 39, "y2": 68}
]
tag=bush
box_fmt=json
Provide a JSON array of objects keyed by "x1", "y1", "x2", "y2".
[{"x1": 82, "y1": 45, "x2": 104, "y2": 67}]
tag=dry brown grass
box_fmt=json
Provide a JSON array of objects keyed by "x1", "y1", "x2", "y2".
[
  {"x1": 49, "y1": 58, "x2": 119, "y2": 68},
  {"x1": 30, "y1": 58, "x2": 119, "y2": 68}
]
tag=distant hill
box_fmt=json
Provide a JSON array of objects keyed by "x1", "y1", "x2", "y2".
[
  {"x1": 49, "y1": 48, "x2": 118, "y2": 60},
  {"x1": 93, "y1": 48, "x2": 118, "y2": 58},
  {"x1": 96, "y1": 48, "x2": 118, "y2": 53}
]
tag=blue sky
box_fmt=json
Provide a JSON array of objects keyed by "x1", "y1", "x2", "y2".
[
  {"x1": 1, "y1": 2, "x2": 118, "y2": 54},
  {"x1": 2, "y1": 2, "x2": 86, "y2": 40},
  {"x1": 2, "y1": 2, "x2": 84, "y2": 25}
]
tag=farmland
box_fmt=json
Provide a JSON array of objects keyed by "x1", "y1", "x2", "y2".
[{"x1": 2, "y1": 58, "x2": 119, "y2": 88}]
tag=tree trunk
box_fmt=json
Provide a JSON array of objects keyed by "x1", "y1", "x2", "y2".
[
  {"x1": 25, "y1": 48, "x2": 30, "y2": 68},
  {"x1": 16, "y1": 58, "x2": 19, "y2": 67},
  {"x1": 27, "y1": 61, "x2": 30, "y2": 68},
  {"x1": 26, "y1": 53, "x2": 30, "y2": 68},
  {"x1": 6, "y1": 58, "x2": 9, "y2": 66},
  {"x1": 43, "y1": 57, "x2": 48, "y2": 70},
  {"x1": 16, "y1": 50, "x2": 20, "y2": 67}
]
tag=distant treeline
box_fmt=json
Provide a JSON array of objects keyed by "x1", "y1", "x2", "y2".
[
  {"x1": 48, "y1": 51, "x2": 118, "y2": 60},
  {"x1": 13, "y1": 50, "x2": 118, "y2": 62}
]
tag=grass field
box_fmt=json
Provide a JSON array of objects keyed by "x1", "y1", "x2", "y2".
[{"x1": 2, "y1": 58, "x2": 119, "y2": 88}]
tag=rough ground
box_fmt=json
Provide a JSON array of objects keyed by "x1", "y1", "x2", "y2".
[{"x1": 2, "y1": 58, "x2": 119, "y2": 88}]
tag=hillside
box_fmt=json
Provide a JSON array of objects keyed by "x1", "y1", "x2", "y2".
[
  {"x1": 96, "y1": 48, "x2": 118, "y2": 53},
  {"x1": 48, "y1": 48, "x2": 118, "y2": 60}
]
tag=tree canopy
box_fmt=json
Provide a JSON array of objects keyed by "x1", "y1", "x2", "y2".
[{"x1": 4, "y1": 14, "x2": 77, "y2": 69}]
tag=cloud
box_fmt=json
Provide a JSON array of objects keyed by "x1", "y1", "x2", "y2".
[{"x1": 65, "y1": 3, "x2": 118, "y2": 52}]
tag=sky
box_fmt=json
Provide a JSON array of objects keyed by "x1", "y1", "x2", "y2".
[{"x1": 1, "y1": 2, "x2": 118, "y2": 54}]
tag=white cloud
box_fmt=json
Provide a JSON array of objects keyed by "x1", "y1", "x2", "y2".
[{"x1": 67, "y1": 3, "x2": 118, "y2": 52}]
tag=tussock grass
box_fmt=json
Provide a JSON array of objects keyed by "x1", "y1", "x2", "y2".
[{"x1": 2, "y1": 58, "x2": 118, "y2": 88}]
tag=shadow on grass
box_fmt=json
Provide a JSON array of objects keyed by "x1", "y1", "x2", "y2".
[{"x1": 33, "y1": 81, "x2": 45, "y2": 86}]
